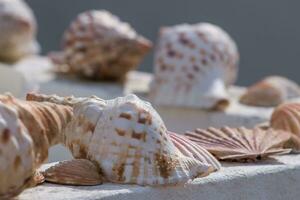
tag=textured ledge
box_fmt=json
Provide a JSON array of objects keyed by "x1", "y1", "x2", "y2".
[{"x1": 19, "y1": 154, "x2": 300, "y2": 200}]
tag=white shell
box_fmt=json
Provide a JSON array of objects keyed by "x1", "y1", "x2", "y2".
[
  {"x1": 63, "y1": 94, "x2": 218, "y2": 185},
  {"x1": 149, "y1": 23, "x2": 239, "y2": 110},
  {"x1": 59, "y1": 10, "x2": 152, "y2": 80},
  {"x1": 0, "y1": 0, "x2": 39, "y2": 62},
  {"x1": 0, "y1": 102, "x2": 35, "y2": 198}
]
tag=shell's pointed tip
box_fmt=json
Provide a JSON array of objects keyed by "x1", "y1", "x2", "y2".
[{"x1": 43, "y1": 159, "x2": 103, "y2": 186}]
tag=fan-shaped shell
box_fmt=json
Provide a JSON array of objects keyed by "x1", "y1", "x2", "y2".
[
  {"x1": 62, "y1": 94, "x2": 218, "y2": 185},
  {"x1": 149, "y1": 23, "x2": 239, "y2": 110},
  {"x1": 240, "y1": 76, "x2": 300, "y2": 107},
  {"x1": 55, "y1": 10, "x2": 152, "y2": 81},
  {"x1": 185, "y1": 127, "x2": 291, "y2": 162},
  {"x1": 0, "y1": 0, "x2": 39, "y2": 62},
  {"x1": 0, "y1": 102, "x2": 35, "y2": 199},
  {"x1": 270, "y1": 102, "x2": 300, "y2": 152}
]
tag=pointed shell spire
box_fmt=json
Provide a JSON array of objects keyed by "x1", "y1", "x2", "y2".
[{"x1": 185, "y1": 127, "x2": 291, "y2": 162}]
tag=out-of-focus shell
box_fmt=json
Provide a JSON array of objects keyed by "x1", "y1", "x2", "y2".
[
  {"x1": 240, "y1": 76, "x2": 300, "y2": 107},
  {"x1": 185, "y1": 127, "x2": 291, "y2": 162},
  {"x1": 0, "y1": 0, "x2": 39, "y2": 63},
  {"x1": 0, "y1": 102, "x2": 35, "y2": 199},
  {"x1": 54, "y1": 10, "x2": 152, "y2": 81},
  {"x1": 270, "y1": 103, "x2": 300, "y2": 152},
  {"x1": 149, "y1": 23, "x2": 239, "y2": 110},
  {"x1": 60, "y1": 94, "x2": 218, "y2": 185}
]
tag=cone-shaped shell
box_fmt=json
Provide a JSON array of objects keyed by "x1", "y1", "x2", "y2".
[
  {"x1": 0, "y1": 0, "x2": 39, "y2": 62},
  {"x1": 0, "y1": 102, "x2": 35, "y2": 199},
  {"x1": 61, "y1": 94, "x2": 217, "y2": 185},
  {"x1": 149, "y1": 23, "x2": 239, "y2": 110},
  {"x1": 55, "y1": 10, "x2": 152, "y2": 81},
  {"x1": 185, "y1": 127, "x2": 291, "y2": 162},
  {"x1": 270, "y1": 102, "x2": 300, "y2": 152},
  {"x1": 240, "y1": 76, "x2": 300, "y2": 107}
]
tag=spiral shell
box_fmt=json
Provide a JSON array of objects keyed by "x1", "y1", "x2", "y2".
[
  {"x1": 149, "y1": 23, "x2": 239, "y2": 110},
  {"x1": 0, "y1": 0, "x2": 39, "y2": 63},
  {"x1": 270, "y1": 103, "x2": 300, "y2": 152},
  {"x1": 185, "y1": 127, "x2": 291, "y2": 162},
  {"x1": 240, "y1": 76, "x2": 300, "y2": 107},
  {"x1": 55, "y1": 10, "x2": 152, "y2": 81}
]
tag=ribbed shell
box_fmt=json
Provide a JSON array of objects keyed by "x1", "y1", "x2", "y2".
[
  {"x1": 63, "y1": 94, "x2": 218, "y2": 185},
  {"x1": 185, "y1": 127, "x2": 291, "y2": 162},
  {"x1": 56, "y1": 10, "x2": 152, "y2": 81},
  {"x1": 0, "y1": 0, "x2": 39, "y2": 62},
  {"x1": 270, "y1": 103, "x2": 300, "y2": 152},
  {"x1": 240, "y1": 76, "x2": 300, "y2": 107},
  {"x1": 0, "y1": 102, "x2": 35, "y2": 199},
  {"x1": 149, "y1": 23, "x2": 239, "y2": 110}
]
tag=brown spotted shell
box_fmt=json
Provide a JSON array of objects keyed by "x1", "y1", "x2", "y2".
[
  {"x1": 59, "y1": 94, "x2": 219, "y2": 185},
  {"x1": 240, "y1": 76, "x2": 300, "y2": 107},
  {"x1": 149, "y1": 23, "x2": 239, "y2": 110},
  {"x1": 270, "y1": 103, "x2": 300, "y2": 152},
  {"x1": 0, "y1": 0, "x2": 39, "y2": 63},
  {"x1": 54, "y1": 10, "x2": 152, "y2": 81},
  {"x1": 185, "y1": 127, "x2": 291, "y2": 162}
]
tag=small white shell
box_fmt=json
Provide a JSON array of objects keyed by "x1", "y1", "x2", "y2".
[
  {"x1": 63, "y1": 94, "x2": 218, "y2": 185},
  {"x1": 58, "y1": 10, "x2": 152, "y2": 81},
  {"x1": 149, "y1": 23, "x2": 239, "y2": 110},
  {"x1": 240, "y1": 76, "x2": 300, "y2": 107},
  {"x1": 0, "y1": 0, "x2": 39, "y2": 62},
  {"x1": 0, "y1": 102, "x2": 35, "y2": 199},
  {"x1": 185, "y1": 127, "x2": 291, "y2": 162}
]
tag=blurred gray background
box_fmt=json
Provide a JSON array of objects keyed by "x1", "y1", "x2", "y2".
[{"x1": 26, "y1": 0, "x2": 299, "y2": 86}]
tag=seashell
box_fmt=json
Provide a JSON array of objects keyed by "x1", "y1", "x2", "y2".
[
  {"x1": 270, "y1": 102, "x2": 300, "y2": 152},
  {"x1": 0, "y1": 94, "x2": 73, "y2": 198},
  {"x1": 29, "y1": 93, "x2": 219, "y2": 186},
  {"x1": 43, "y1": 159, "x2": 103, "y2": 186},
  {"x1": 53, "y1": 10, "x2": 152, "y2": 81},
  {"x1": 240, "y1": 76, "x2": 300, "y2": 107},
  {"x1": 0, "y1": 0, "x2": 39, "y2": 63},
  {"x1": 185, "y1": 127, "x2": 291, "y2": 162},
  {"x1": 149, "y1": 23, "x2": 239, "y2": 110}
]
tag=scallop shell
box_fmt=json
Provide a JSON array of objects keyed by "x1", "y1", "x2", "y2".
[
  {"x1": 0, "y1": 0, "x2": 39, "y2": 63},
  {"x1": 54, "y1": 94, "x2": 218, "y2": 185},
  {"x1": 185, "y1": 127, "x2": 291, "y2": 162},
  {"x1": 270, "y1": 102, "x2": 300, "y2": 152},
  {"x1": 149, "y1": 23, "x2": 239, "y2": 110},
  {"x1": 54, "y1": 10, "x2": 152, "y2": 81},
  {"x1": 0, "y1": 94, "x2": 73, "y2": 198},
  {"x1": 240, "y1": 76, "x2": 300, "y2": 107}
]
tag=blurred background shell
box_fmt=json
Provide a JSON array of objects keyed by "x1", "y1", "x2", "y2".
[
  {"x1": 240, "y1": 76, "x2": 300, "y2": 107},
  {"x1": 271, "y1": 102, "x2": 300, "y2": 152},
  {"x1": 55, "y1": 10, "x2": 152, "y2": 81},
  {"x1": 149, "y1": 23, "x2": 239, "y2": 110},
  {"x1": 0, "y1": 0, "x2": 39, "y2": 63},
  {"x1": 185, "y1": 127, "x2": 291, "y2": 162}
]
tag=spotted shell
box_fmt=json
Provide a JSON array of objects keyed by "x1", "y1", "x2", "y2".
[
  {"x1": 0, "y1": 0, "x2": 39, "y2": 63},
  {"x1": 240, "y1": 76, "x2": 300, "y2": 107},
  {"x1": 185, "y1": 127, "x2": 291, "y2": 162},
  {"x1": 270, "y1": 102, "x2": 300, "y2": 152},
  {"x1": 149, "y1": 23, "x2": 239, "y2": 110},
  {"x1": 58, "y1": 94, "x2": 219, "y2": 185},
  {"x1": 55, "y1": 10, "x2": 152, "y2": 81}
]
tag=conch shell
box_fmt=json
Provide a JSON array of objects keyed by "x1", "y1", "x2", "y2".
[
  {"x1": 28, "y1": 93, "x2": 220, "y2": 186},
  {"x1": 185, "y1": 127, "x2": 291, "y2": 162},
  {"x1": 270, "y1": 102, "x2": 300, "y2": 152},
  {"x1": 0, "y1": 0, "x2": 39, "y2": 63},
  {"x1": 149, "y1": 23, "x2": 239, "y2": 110},
  {"x1": 0, "y1": 94, "x2": 72, "y2": 198},
  {"x1": 240, "y1": 76, "x2": 300, "y2": 107},
  {"x1": 52, "y1": 10, "x2": 152, "y2": 81}
]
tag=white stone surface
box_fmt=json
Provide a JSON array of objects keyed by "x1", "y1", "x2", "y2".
[{"x1": 19, "y1": 154, "x2": 300, "y2": 200}]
